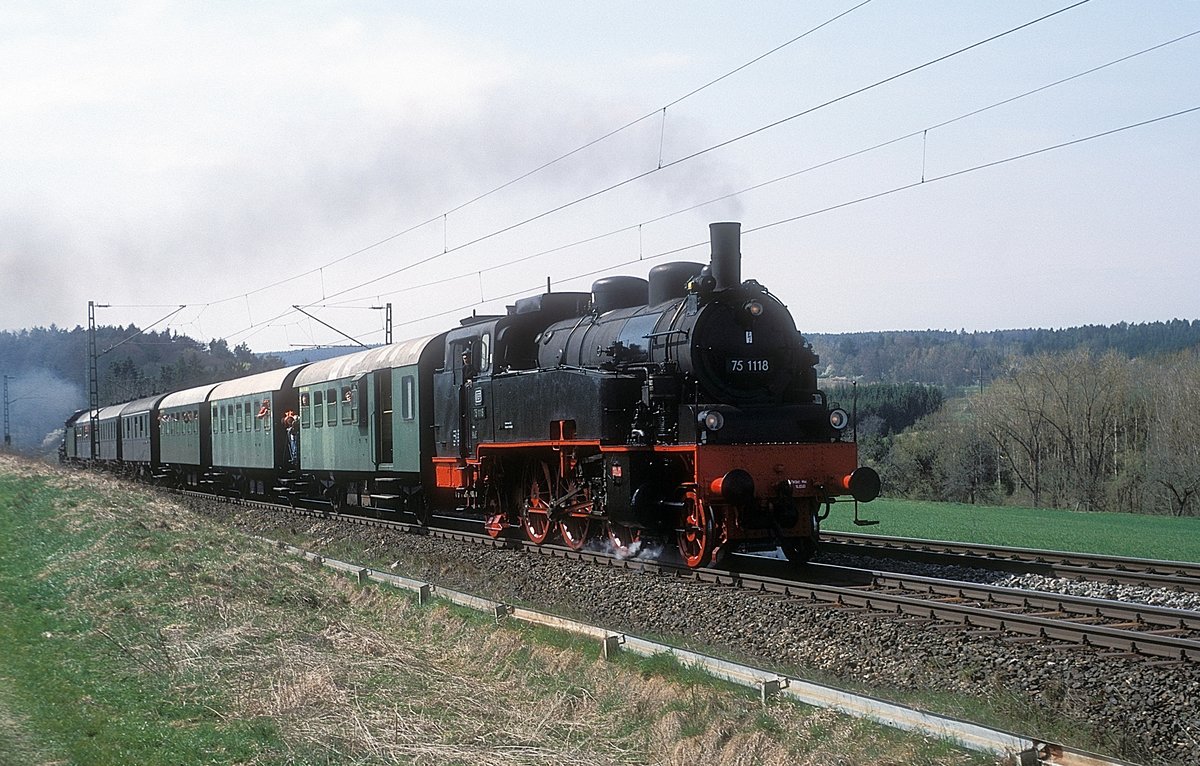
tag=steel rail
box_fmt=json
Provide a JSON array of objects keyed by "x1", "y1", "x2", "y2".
[
  {"x1": 194, "y1": 492, "x2": 1200, "y2": 663},
  {"x1": 821, "y1": 531, "x2": 1200, "y2": 592},
  {"x1": 846, "y1": 565, "x2": 1200, "y2": 634},
  {"x1": 266, "y1": 537, "x2": 1143, "y2": 766}
]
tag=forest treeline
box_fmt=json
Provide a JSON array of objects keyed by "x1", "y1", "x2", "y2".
[
  {"x1": 1, "y1": 325, "x2": 284, "y2": 405},
  {"x1": 832, "y1": 350, "x2": 1200, "y2": 517},
  {"x1": 808, "y1": 319, "x2": 1200, "y2": 388},
  {"x1": 0, "y1": 325, "x2": 284, "y2": 450}
]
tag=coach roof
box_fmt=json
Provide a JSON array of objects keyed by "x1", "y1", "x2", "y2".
[
  {"x1": 120, "y1": 393, "x2": 167, "y2": 417},
  {"x1": 210, "y1": 364, "x2": 306, "y2": 401},
  {"x1": 96, "y1": 403, "x2": 126, "y2": 422},
  {"x1": 160, "y1": 383, "x2": 221, "y2": 410},
  {"x1": 294, "y1": 335, "x2": 439, "y2": 388}
]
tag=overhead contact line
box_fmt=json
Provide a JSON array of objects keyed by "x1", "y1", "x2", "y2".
[{"x1": 313, "y1": 28, "x2": 1200, "y2": 314}]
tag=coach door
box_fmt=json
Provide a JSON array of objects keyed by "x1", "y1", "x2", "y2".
[{"x1": 375, "y1": 369, "x2": 394, "y2": 467}]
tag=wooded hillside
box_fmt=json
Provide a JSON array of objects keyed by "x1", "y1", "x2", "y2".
[
  {"x1": 808, "y1": 319, "x2": 1200, "y2": 388},
  {"x1": 0, "y1": 325, "x2": 283, "y2": 451}
]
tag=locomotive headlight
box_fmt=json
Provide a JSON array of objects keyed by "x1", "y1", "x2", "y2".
[
  {"x1": 829, "y1": 408, "x2": 849, "y2": 431},
  {"x1": 744, "y1": 300, "x2": 764, "y2": 317},
  {"x1": 698, "y1": 410, "x2": 725, "y2": 431}
]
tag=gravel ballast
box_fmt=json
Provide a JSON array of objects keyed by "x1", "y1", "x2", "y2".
[{"x1": 193, "y1": 500, "x2": 1200, "y2": 766}]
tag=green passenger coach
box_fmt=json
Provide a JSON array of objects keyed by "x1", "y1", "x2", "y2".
[
  {"x1": 209, "y1": 365, "x2": 304, "y2": 496},
  {"x1": 293, "y1": 334, "x2": 444, "y2": 512},
  {"x1": 159, "y1": 382, "x2": 219, "y2": 488}
]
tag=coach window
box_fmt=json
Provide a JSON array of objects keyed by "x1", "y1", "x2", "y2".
[
  {"x1": 253, "y1": 401, "x2": 261, "y2": 431},
  {"x1": 301, "y1": 391, "x2": 311, "y2": 428},
  {"x1": 326, "y1": 387, "x2": 337, "y2": 426},
  {"x1": 236, "y1": 401, "x2": 243, "y2": 432},
  {"x1": 401, "y1": 375, "x2": 415, "y2": 421},
  {"x1": 313, "y1": 390, "x2": 324, "y2": 428},
  {"x1": 340, "y1": 385, "x2": 353, "y2": 424},
  {"x1": 212, "y1": 405, "x2": 218, "y2": 433},
  {"x1": 244, "y1": 401, "x2": 253, "y2": 432}
]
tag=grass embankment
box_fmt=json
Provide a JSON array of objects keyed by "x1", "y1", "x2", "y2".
[
  {"x1": 824, "y1": 498, "x2": 1200, "y2": 562},
  {"x1": 0, "y1": 457, "x2": 985, "y2": 766}
]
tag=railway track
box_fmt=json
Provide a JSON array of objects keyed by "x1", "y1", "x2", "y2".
[
  {"x1": 275, "y1": 539, "x2": 1144, "y2": 766},
  {"x1": 821, "y1": 531, "x2": 1200, "y2": 593},
  {"x1": 199, "y1": 492, "x2": 1200, "y2": 664}
]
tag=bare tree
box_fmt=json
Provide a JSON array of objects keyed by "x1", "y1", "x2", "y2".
[
  {"x1": 1143, "y1": 352, "x2": 1200, "y2": 516},
  {"x1": 976, "y1": 351, "x2": 1136, "y2": 512},
  {"x1": 976, "y1": 363, "x2": 1051, "y2": 507}
]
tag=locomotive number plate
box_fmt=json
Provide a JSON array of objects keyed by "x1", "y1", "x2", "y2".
[{"x1": 727, "y1": 359, "x2": 770, "y2": 373}]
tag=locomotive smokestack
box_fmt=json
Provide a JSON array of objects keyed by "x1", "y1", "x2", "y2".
[{"x1": 709, "y1": 221, "x2": 741, "y2": 291}]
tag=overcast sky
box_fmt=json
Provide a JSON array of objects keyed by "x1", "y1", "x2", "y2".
[{"x1": 2, "y1": 1, "x2": 1198, "y2": 351}]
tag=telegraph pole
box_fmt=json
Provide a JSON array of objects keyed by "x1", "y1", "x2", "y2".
[
  {"x1": 2, "y1": 375, "x2": 11, "y2": 449},
  {"x1": 87, "y1": 300, "x2": 107, "y2": 459},
  {"x1": 370, "y1": 302, "x2": 393, "y2": 344}
]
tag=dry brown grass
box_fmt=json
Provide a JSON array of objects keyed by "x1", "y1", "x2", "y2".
[{"x1": 5, "y1": 456, "x2": 984, "y2": 765}]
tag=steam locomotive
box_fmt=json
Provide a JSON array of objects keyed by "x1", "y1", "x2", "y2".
[{"x1": 63, "y1": 222, "x2": 878, "y2": 568}]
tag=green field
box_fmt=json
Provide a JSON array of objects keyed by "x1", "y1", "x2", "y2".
[{"x1": 823, "y1": 498, "x2": 1200, "y2": 563}]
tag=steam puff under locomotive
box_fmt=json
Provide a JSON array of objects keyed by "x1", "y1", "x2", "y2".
[{"x1": 64, "y1": 222, "x2": 878, "y2": 569}]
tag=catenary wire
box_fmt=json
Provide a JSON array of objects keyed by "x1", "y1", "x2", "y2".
[
  {"x1": 288, "y1": 0, "x2": 1093, "y2": 314},
  {"x1": 196, "y1": 1, "x2": 876, "y2": 310},
  {"x1": 312, "y1": 26, "x2": 1197, "y2": 312},
  {"x1": 359, "y1": 104, "x2": 1200, "y2": 335}
]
